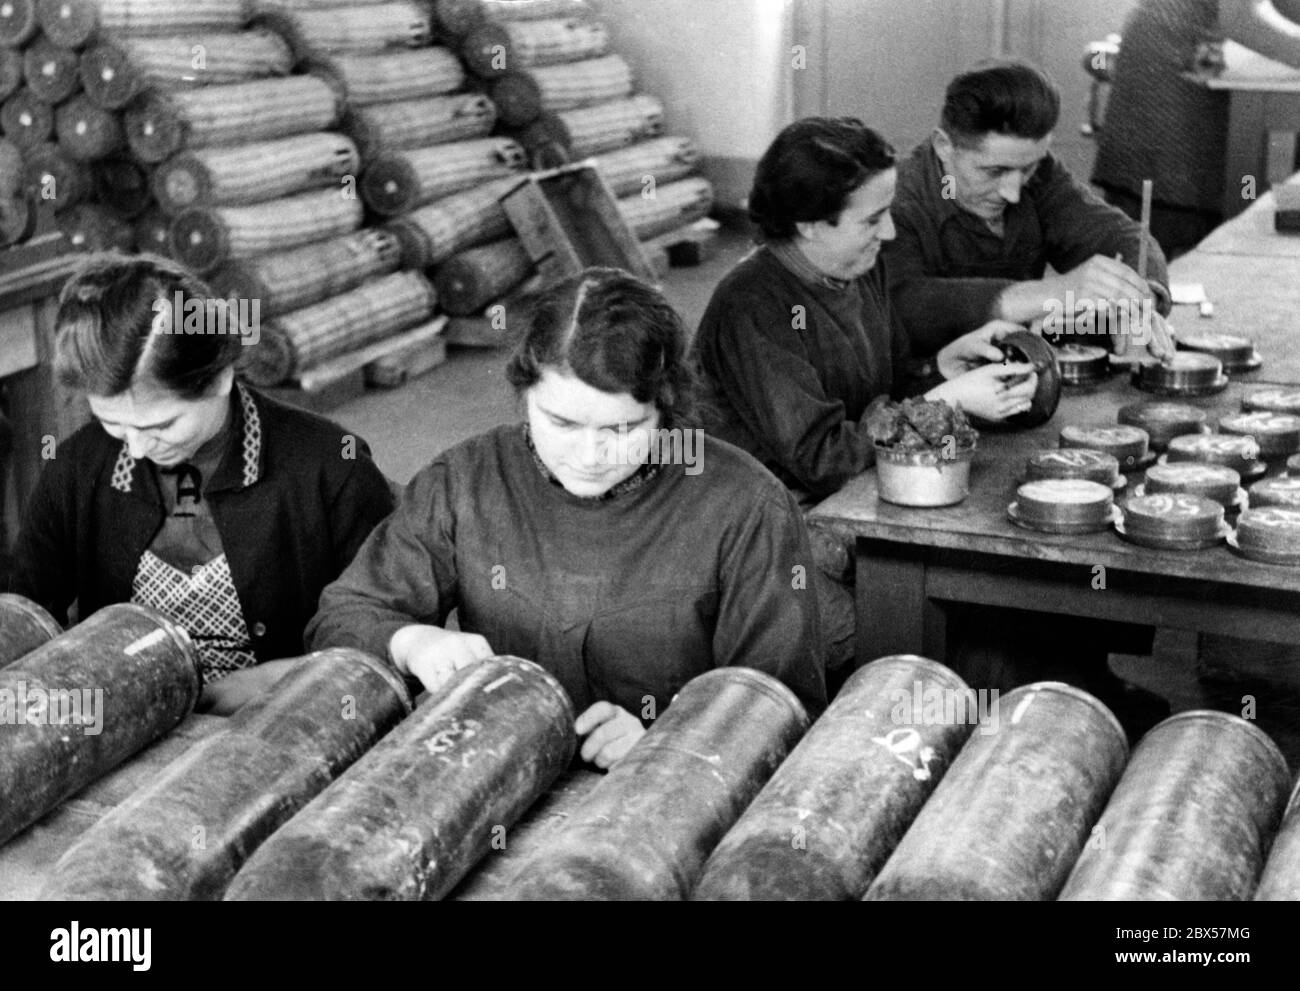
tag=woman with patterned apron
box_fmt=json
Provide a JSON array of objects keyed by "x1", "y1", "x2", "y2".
[{"x1": 7, "y1": 253, "x2": 395, "y2": 713}]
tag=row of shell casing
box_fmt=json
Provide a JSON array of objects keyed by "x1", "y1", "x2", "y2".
[{"x1": 2, "y1": 592, "x2": 1297, "y2": 900}]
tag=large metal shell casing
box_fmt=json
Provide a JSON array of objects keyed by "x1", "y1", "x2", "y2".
[
  {"x1": 1060, "y1": 711, "x2": 1289, "y2": 900},
  {"x1": 1256, "y1": 779, "x2": 1300, "y2": 900},
  {"x1": 505, "y1": 666, "x2": 810, "y2": 900},
  {"x1": 694, "y1": 655, "x2": 975, "y2": 901},
  {"x1": 225, "y1": 656, "x2": 574, "y2": 901},
  {"x1": 0, "y1": 592, "x2": 62, "y2": 668},
  {"x1": 864, "y1": 681, "x2": 1128, "y2": 900},
  {"x1": 38, "y1": 648, "x2": 411, "y2": 899},
  {"x1": 0, "y1": 603, "x2": 201, "y2": 847}
]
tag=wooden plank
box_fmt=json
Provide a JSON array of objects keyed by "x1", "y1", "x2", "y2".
[
  {"x1": 854, "y1": 538, "x2": 945, "y2": 663},
  {"x1": 365, "y1": 336, "x2": 448, "y2": 388}
]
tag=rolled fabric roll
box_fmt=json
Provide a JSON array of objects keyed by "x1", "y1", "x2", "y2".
[
  {"x1": 522, "y1": 94, "x2": 664, "y2": 162},
  {"x1": 384, "y1": 174, "x2": 520, "y2": 269},
  {"x1": 309, "y1": 47, "x2": 464, "y2": 106},
  {"x1": 432, "y1": 237, "x2": 534, "y2": 316},
  {"x1": 1060, "y1": 711, "x2": 1289, "y2": 900},
  {"x1": 39, "y1": 648, "x2": 412, "y2": 900},
  {"x1": 0, "y1": 0, "x2": 39, "y2": 47},
  {"x1": 461, "y1": 17, "x2": 610, "y2": 78},
  {"x1": 588, "y1": 135, "x2": 698, "y2": 198},
  {"x1": 504, "y1": 667, "x2": 810, "y2": 900},
  {"x1": 0, "y1": 138, "x2": 22, "y2": 196},
  {"x1": 225, "y1": 656, "x2": 574, "y2": 901},
  {"x1": 1, "y1": 87, "x2": 55, "y2": 150},
  {"x1": 257, "y1": 2, "x2": 430, "y2": 60},
  {"x1": 22, "y1": 33, "x2": 80, "y2": 105},
  {"x1": 864, "y1": 681, "x2": 1128, "y2": 900},
  {"x1": 694, "y1": 655, "x2": 975, "y2": 901},
  {"x1": 435, "y1": 0, "x2": 592, "y2": 38},
  {"x1": 57, "y1": 201, "x2": 135, "y2": 251},
  {"x1": 617, "y1": 176, "x2": 714, "y2": 240},
  {"x1": 360, "y1": 135, "x2": 525, "y2": 217},
  {"x1": 0, "y1": 593, "x2": 62, "y2": 668},
  {"x1": 133, "y1": 205, "x2": 172, "y2": 256},
  {"x1": 36, "y1": 0, "x2": 251, "y2": 50},
  {"x1": 342, "y1": 92, "x2": 496, "y2": 159},
  {"x1": 0, "y1": 603, "x2": 201, "y2": 847},
  {"x1": 489, "y1": 53, "x2": 633, "y2": 127},
  {"x1": 0, "y1": 47, "x2": 23, "y2": 102},
  {"x1": 54, "y1": 93, "x2": 123, "y2": 161},
  {"x1": 22, "y1": 141, "x2": 93, "y2": 210}
]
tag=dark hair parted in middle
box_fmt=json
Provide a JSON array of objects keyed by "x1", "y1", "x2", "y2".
[
  {"x1": 506, "y1": 267, "x2": 700, "y2": 429},
  {"x1": 747, "y1": 116, "x2": 897, "y2": 242},
  {"x1": 941, "y1": 60, "x2": 1061, "y2": 148},
  {"x1": 52, "y1": 251, "x2": 243, "y2": 400}
]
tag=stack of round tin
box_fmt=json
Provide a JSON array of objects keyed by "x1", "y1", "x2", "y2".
[
  {"x1": 1134, "y1": 353, "x2": 1228, "y2": 397},
  {"x1": 1116, "y1": 402, "x2": 1208, "y2": 452},
  {"x1": 1164, "y1": 433, "x2": 1266, "y2": 481},
  {"x1": 1242, "y1": 388, "x2": 1300, "y2": 416},
  {"x1": 1055, "y1": 344, "x2": 1109, "y2": 386},
  {"x1": 1231, "y1": 507, "x2": 1300, "y2": 564},
  {"x1": 1247, "y1": 476, "x2": 1300, "y2": 509},
  {"x1": 1176, "y1": 332, "x2": 1262, "y2": 373},
  {"x1": 1136, "y1": 462, "x2": 1243, "y2": 511},
  {"x1": 1008, "y1": 479, "x2": 1117, "y2": 534},
  {"x1": 1117, "y1": 493, "x2": 1228, "y2": 550},
  {"x1": 1059, "y1": 424, "x2": 1151, "y2": 471},
  {"x1": 1219, "y1": 412, "x2": 1300, "y2": 460},
  {"x1": 1024, "y1": 449, "x2": 1124, "y2": 489}
]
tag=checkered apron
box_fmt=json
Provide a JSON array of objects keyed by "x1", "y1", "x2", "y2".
[{"x1": 131, "y1": 550, "x2": 257, "y2": 684}]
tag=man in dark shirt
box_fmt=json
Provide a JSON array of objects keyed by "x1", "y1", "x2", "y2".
[{"x1": 886, "y1": 60, "x2": 1174, "y2": 358}]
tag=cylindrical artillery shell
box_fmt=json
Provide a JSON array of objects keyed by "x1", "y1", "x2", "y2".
[
  {"x1": 693, "y1": 656, "x2": 974, "y2": 901},
  {"x1": 0, "y1": 0, "x2": 38, "y2": 47},
  {"x1": 360, "y1": 136, "x2": 525, "y2": 216},
  {"x1": 257, "y1": 2, "x2": 431, "y2": 60},
  {"x1": 1249, "y1": 476, "x2": 1300, "y2": 508},
  {"x1": 1059, "y1": 424, "x2": 1149, "y2": 469},
  {"x1": 1177, "y1": 331, "x2": 1261, "y2": 373},
  {"x1": 1167, "y1": 432, "x2": 1265, "y2": 478},
  {"x1": 153, "y1": 131, "x2": 358, "y2": 213},
  {"x1": 1142, "y1": 462, "x2": 1240, "y2": 509},
  {"x1": 1, "y1": 87, "x2": 55, "y2": 149},
  {"x1": 57, "y1": 201, "x2": 134, "y2": 251},
  {"x1": 125, "y1": 75, "x2": 339, "y2": 163},
  {"x1": 1009, "y1": 479, "x2": 1115, "y2": 534},
  {"x1": 169, "y1": 186, "x2": 364, "y2": 274},
  {"x1": 1220, "y1": 412, "x2": 1300, "y2": 459},
  {"x1": 245, "y1": 269, "x2": 435, "y2": 385},
  {"x1": 385, "y1": 174, "x2": 519, "y2": 269},
  {"x1": 1244, "y1": 387, "x2": 1300, "y2": 416},
  {"x1": 22, "y1": 34, "x2": 80, "y2": 104},
  {"x1": 92, "y1": 154, "x2": 150, "y2": 217},
  {"x1": 0, "y1": 592, "x2": 62, "y2": 668},
  {"x1": 342, "y1": 92, "x2": 496, "y2": 158},
  {"x1": 37, "y1": 0, "x2": 250, "y2": 50},
  {"x1": 461, "y1": 17, "x2": 610, "y2": 78},
  {"x1": 490, "y1": 53, "x2": 634, "y2": 126},
  {"x1": 0, "y1": 603, "x2": 201, "y2": 847},
  {"x1": 1055, "y1": 343, "x2": 1109, "y2": 385},
  {"x1": 80, "y1": 31, "x2": 294, "y2": 110},
  {"x1": 864, "y1": 682, "x2": 1128, "y2": 900},
  {"x1": 589, "y1": 135, "x2": 698, "y2": 198},
  {"x1": 618, "y1": 176, "x2": 714, "y2": 240},
  {"x1": 1060, "y1": 711, "x2": 1289, "y2": 900},
  {"x1": 212, "y1": 227, "x2": 402, "y2": 317},
  {"x1": 310, "y1": 47, "x2": 464, "y2": 106},
  {"x1": 54, "y1": 93, "x2": 122, "y2": 160},
  {"x1": 39, "y1": 648, "x2": 412, "y2": 900},
  {"x1": 1120, "y1": 493, "x2": 1225, "y2": 549},
  {"x1": 22, "y1": 141, "x2": 92, "y2": 210},
  {"x1": 1135, "y1": 352, "x2": 1227, "y2": 396},
  {"x1": 224, "y1": 656, "x2": 574, "y2": 901},
  {"x1": 1233, "y1": 506, "x2": 1300, "y2": 564},
  {"x1": 433, "y1": 237, "x2": 533, "y2": 316},
  {"x1": 1256, "y1": 780, "x2": 1300, "y2": 899},
  {"x1": 505, "y1": 667, "x2": 810, "y2": 900},
  {"x1": 1117, "y1": 401, "x2": 1208, "y2": 451},
  {"x1": 1025, "y1": 449, "x2": 1121, "y2": 487}
]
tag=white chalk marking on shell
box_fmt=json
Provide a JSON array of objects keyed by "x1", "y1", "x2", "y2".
[
  {"x1": 124, "y1": 628, "x2": 168, "y2": 656},
  {"x1": 482, "y1": 673, "x2": 518, "y2": 693},
  {"x1": 1011, "y1": 693, "x2": 1036, "y2": 725}
]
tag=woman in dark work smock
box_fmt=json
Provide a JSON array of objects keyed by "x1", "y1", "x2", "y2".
[
  {"x1": 6, "y1": 254, "x2": 395, "y2": 713},
  {"x1": 306, "y1": 268, "x2": 827, "y2": 768}
]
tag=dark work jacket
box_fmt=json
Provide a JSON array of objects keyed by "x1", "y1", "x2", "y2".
[
  {"x1": 886, "y1": 141, "x2": 1172, "y2": 355},
  {"x1": 7, "y1": 382, "x2": 396, "y2": 662}
]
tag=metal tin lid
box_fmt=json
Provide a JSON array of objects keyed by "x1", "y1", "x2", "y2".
[
  {"x1": 1137, "y1": 353, "x2": 1226, "y2": 392},
  {"x1": 1026, "y1": 448, "x2": 1120, "y2": 484},
  {"x1": 1248, "y1": 477, "x2": 1300, "y2": 508},
  {"x1": 1123, "y1": 493, "x2": 1224, "y2": 538},
  {"x1": 1237, "y1": 506, "x2": 1300, "y2": 543},
  {"x1": 1167, "y1": 433, "x2": 1260, "y2": 468},
  {"x1": 1118, "y1": 401, "x2": 1207, "y2": 428},
  {"x1": 1221, "y1": 412, "x2": 1300, "y2": 436},
  {"x1": 1178, "y1": 332, "x2": 1256, "y2": 361},
  {"x1": 1245, "y1": 388, "x2": 1300, "y2": 415}
]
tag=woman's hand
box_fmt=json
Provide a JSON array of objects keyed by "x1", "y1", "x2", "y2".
[
  {"x1": 575, "y1": 702, "x2": 646, "y2": 769},
  {"x1": 388, "y1": 624, "x2": 494, "y2": 694},
  {"x1": 926, "y1": 362, "x2": 1038, "y2": 421},
  {"x1": 197, "y1": 658, "x2": 301, "y2": 716},
  {"x1": 936, "y1": 320, "x2": 1026, "y2": 378}
]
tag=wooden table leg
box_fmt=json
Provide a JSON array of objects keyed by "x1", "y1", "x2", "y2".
[
  {"x1": 855, "y1": 538, "x2": 947, "y2": 664},
  {"x1": 1223, "y1": 90, "x2": 1266, "y2": 219}
]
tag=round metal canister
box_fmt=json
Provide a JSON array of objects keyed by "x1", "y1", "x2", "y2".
[
  {"x1": 40, "y1": 647, "x2": 413, "y2": 900},
  {"x1": 1009, "y1": 479, "x2": 1115, "y2": 534},
  {"x1": 1117, "y1": 402, "x2": 1208, "y2": 451},
  {"x1": 0, "y1": 592, "x2": 62, "y2": 668},
  {"x1": 1119, "y1": 493, "x2": 1225, "y2": 549},
  {"x1": 863, "y1": 682, "x2": 1128, "y2": 900},
  {"x1": 1135, "y1": 352, "x2": 1227, "y2": 396},
  {"x1": 1056, "y1": 344, "x2": 1109, "y2": 386},
  {"x1": 503, "y1": 666, "x2": 810, "y2": 900},
  {"x1": 225, "y1": 656, "x2": 574, "y2": 901},
  {"x1": 1060, "y1": 424, "x2": 1149, "y2": 469},
  {"x1": 1247, "y1": 476, "x2": 1300, "y2": 509},
  {"x1": 1255, "y1": 779, "x2": 1300, "y2": 900},
  {"x1": 1177, "y1": 332, "x2": 1261, "y2": 373},
  {"x1": 1060, "y1": 711, "x2": 1289, "y2": 900},
  {"x1": 1232, "y1": 506, "x2": 1300, "y2": 565},
  {"x1": 1025, "y1": 449, "x2": 1121, "y2": 487},
  {"x1": 1142, "y1": 463, "x2": 1240, "y2": 509},
  {"x1": 692, "y1": 655, "x2": 975, "y2": 901},
  {"x1": 1220, "y1": 412, "x2": 1300, "y2": 459},
  {"x1": 1245, "y1": 388, "x2": 1300, "y2": 416},
  {"x1": 0, "y1": 602, "x2": 201, "y2": 847},
  {"x1": 1166, "y1": 433, "x2": 1265, "y2": 479}
]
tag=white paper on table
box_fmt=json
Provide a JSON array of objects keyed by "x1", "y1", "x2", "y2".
[{"x1": 1171, "y1": 282, "x2": 1208, "y2": 305}]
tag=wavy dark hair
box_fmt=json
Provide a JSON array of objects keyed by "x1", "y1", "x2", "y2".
[
  {"x1": 941, "y1": 60, "x2": 1060, "y2": 149},
  {"x1": 747, "y1": 116, "x2": 896, "y2": 242},
  {"x1": 505, "y1": 267, "x2": 700, "y2": 429},
  {"x1": 52, "y1": 252, "x2": 242, "y2": 399}
]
